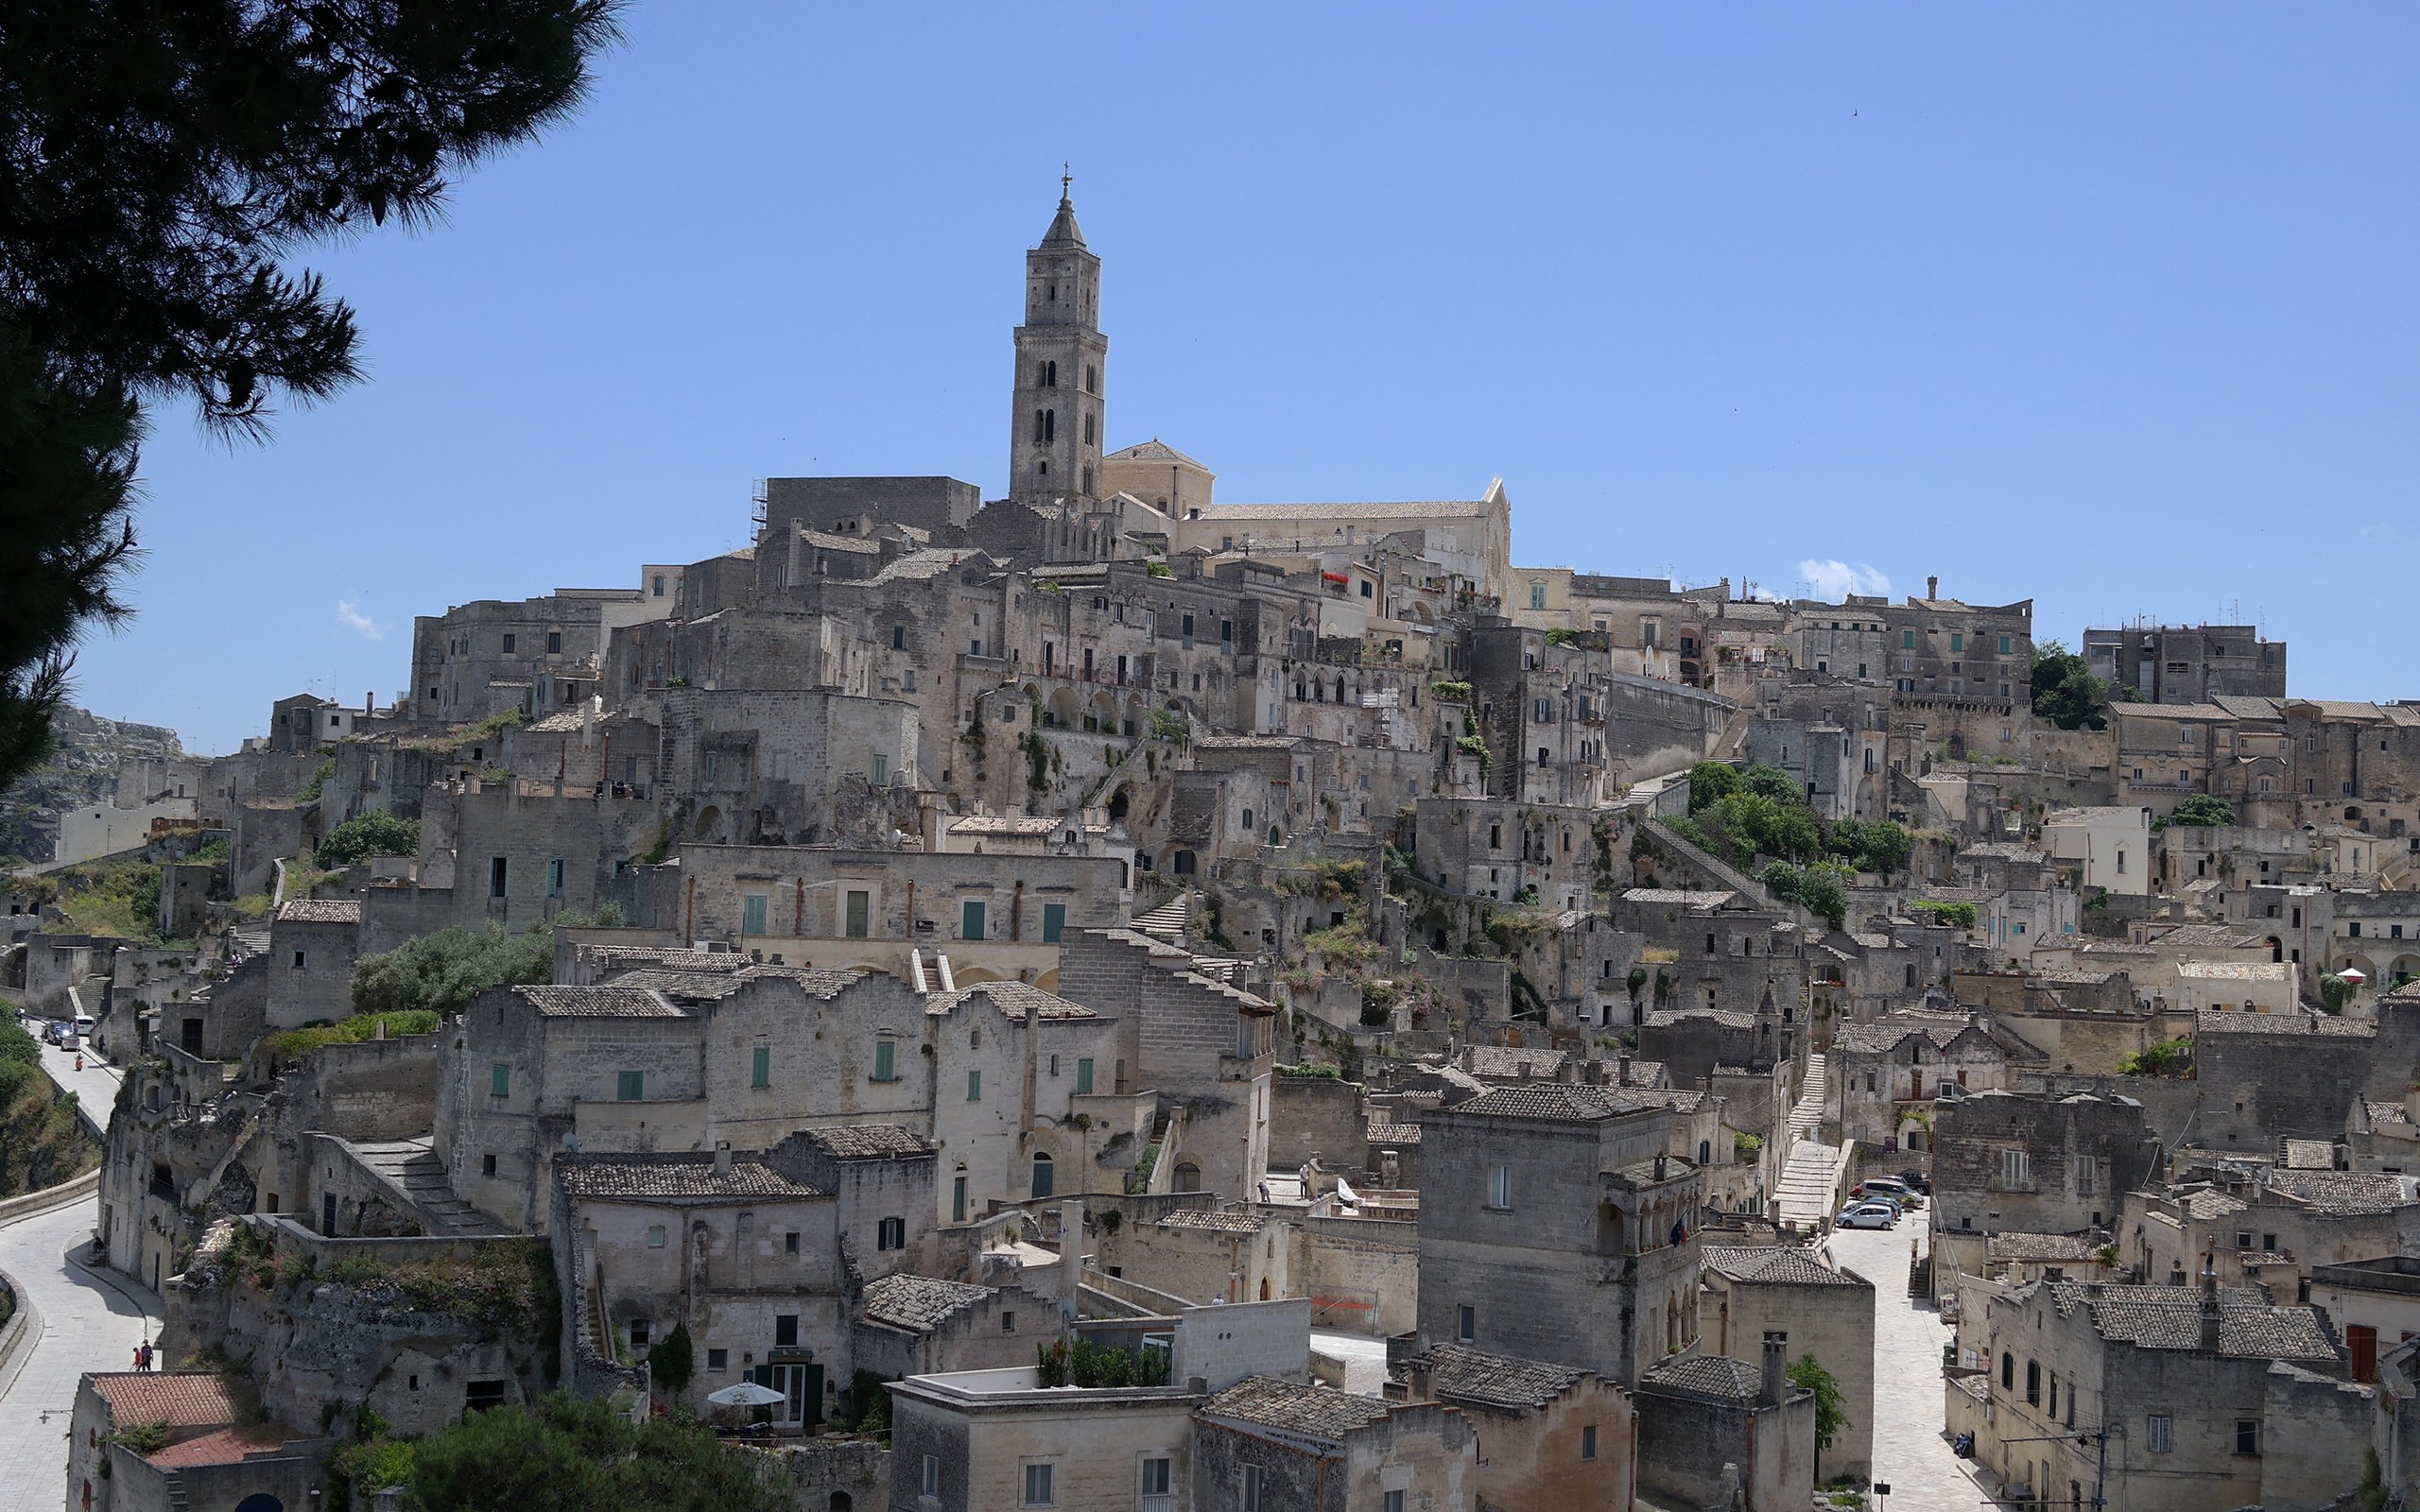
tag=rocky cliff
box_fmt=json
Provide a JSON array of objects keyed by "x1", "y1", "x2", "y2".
[{"x1": 0, "y1": 705, "x2": 184, "y2": 865}]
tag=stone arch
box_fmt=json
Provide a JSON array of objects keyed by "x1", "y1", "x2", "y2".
[
  {"x1": 2390, "y1": 954, "x2": 2420, "y2": 988},
  {"x1": 952, "y1": 964, "x2": 1009, "y2": 986},
  {"x1": 694, "y1": 804, "x2": 726, "y2": 843},
  {"x1": 1106, "y1": 787, "x2": 1131, "y2": 822},
  {"x1": 1046, "y1": 686, "x2": 1082, "y2": 729},
  {"x1": 1173, "y1": 1160, "x2": 1202, "y2": 1193},
  {"x1": 233, "y1": 1498, "x2": 285, "y2": 1512},
  {"x1": 2267, "y1": 936, "x2": 2284, "y2": 964},
  {"x1": 1085, "y1": 689, "x2": 1117, "y2": 730},
  {"x1": 1033, "y1": 967, "x2": 1061, "y2": 992}
]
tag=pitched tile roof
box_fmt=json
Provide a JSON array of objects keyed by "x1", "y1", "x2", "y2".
[
  {"x1": 1366, "y1": 1122, "x2": 1424, "y2": 1144},
  {"x1": 800, "y1": 1124, "x2": 932, "y2": 1160},
  {"x1": 275, "y1": 898, "x2": 361, "y2": 924},
  {"x1": 1702, "y1": 1245, "x2": 1865, "y2": 1287},
  {"x1": 924, "y1": 980, "x2": 1099, "y2": 1022},
  {"x1": 1463, "y1": 1045, "x2": 1569, "y2": 1079},
  {"x1": 144, "y1": 1424, "x2": 299, "y2": 1469},
  {"x1": 1201, "y1": 1376, "x2": 1396, "y2": 1440},
  {"x1": 860, "y1": 1273, "x2": 991, "y2": 1332},
  {"x1": 1157, "y1": 1209, "x2": 1264, "y2": 1234},
  {"x1": 2269, "y1": 1170, "x2": 2420, "y2": 1215},
  {"x1": 89, "y1": 1373, "x2": 242, "y2": 1428},
  {"x1": 1408, "y1": 1345, "x2": 1588, "y2": 1410},
  {"x1": 1622, "y1": 888, "x2": 1737, "y2": 907},
  {"x1": 1440, "y1": 1084, "x2": 1664, "y2": 1123},
  {"x1": 556, "y1": 1154, "x2": 821, "y2": 1201},
  {"x1": 513, "y1": 985, "x2": 686, "y2": 1018},
  {"x1": 1640, "y1": 1352, "x2": 1763, "y2": 1404},
  {"x1": 1987, "y1": 1233, "x2": 2105, "y2": 1263},
  {"x1": 2195, "y1": 1009, "x2": 2373, "y2": 1039},
  {"x1": 2042, "y1": 1281, "x2": 2340, "y2": 1362}
]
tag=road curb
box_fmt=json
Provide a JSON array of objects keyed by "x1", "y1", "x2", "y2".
[{"x1": 0, "y1": 1263, "x2": 43, "y2": 1403}]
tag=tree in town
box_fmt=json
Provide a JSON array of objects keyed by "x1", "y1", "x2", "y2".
[
  {"x1": 2031, "y1": 640, "x2": 2113, "y2": 731},
  {"x1": 0, "y1": 0, "x2": 623, "y2": 788},
  {"x1": 1686, "y1": 760, "x2": 1740, "y2": 813},
  {"x1": 2169, "y1": 794, "x2": 2236, "y2": 828},
  {"x1": 407, "y1": 1393, "x2": 784, "y2": 1512},
  {"x1": 1787, "y1": 1353, "x2": 1849, "y2": 1455}
]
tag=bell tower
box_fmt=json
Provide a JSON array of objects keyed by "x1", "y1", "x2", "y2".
[{"x1": 1009, "y1": 173, "x2": 1108, "y2": 505}]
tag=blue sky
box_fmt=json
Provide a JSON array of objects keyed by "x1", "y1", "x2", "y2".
[{"x1": 79, "y1": 4, "x2": 2420, "y2": 752}]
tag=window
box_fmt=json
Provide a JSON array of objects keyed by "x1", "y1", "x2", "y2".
[
  {"x1": 1024, "y1": 1463, "x2": 1055, "y2": 1506},
  {"x1": 1032, "y1": 1151, "x2": 1055, "y2": 1197},
  {"x1": 707, "y1": 1348, "x2": 728, "y2": 1371},
  {"x1": 546, "y1": 630, "x2": 562, "y2": 654},
  {"x1": 878, "y1": 1216, "x2": 906, "y2": 1251},
  {"x1": 1141, "y1": 1457, "x2": 1171, "y2": 1502},
  {"x1": 1385, "y1": 1494, "x2": 1405, "y2": 1512},
  {"x1": 751, "y1": 1045, "x2": 771, "y2": 1089},
  {"x1": 741, "y1": 893, "x2": 769, "y2": 935},
  {"x1": 489, "y1": 856, "x2": 508, "y2": 898},
  {"x1": 616, "y1": 1070, "x2": 643, "y2": 1101},
  {"x1": 843, "y1": 889, "x2": 872, "y2": 938},
  {"x1": 1042, "y1": 902, "x2": 1066, "y2": 943},
  {"x1": 1582, "y1": 1424, "x2": 1599, "y2": 1461},
  {"x1": 967, "y1": 1070, "x2": 982, "y2": 1101},
  {"x1": 490, "y1": 1063, "x2": 510, "y2": 1097},
  {"x1": 629, "y1": 1318, "x2": 649, "y2": 1348},
  {"x1": 873, "y1": 1040, "x2": 897, "y2": 1082},
  {"x1": 652, "y1": 575, "x2": 666, "y2": 597},
  {"x1": 1076, "y1": 1057, "x2": 1095, "y2": 1094},
  {"x1": 774, "y1": 1314, "x2": 799, "y2": 1348},
  {"x1": 1457, "y1": 1304, "x2": 1476, "y2": 1343},
  {"x1": 1360, "y1": 579, "x2": 1374, "y2": 599},
  {"x1": 962, "y1": 900, "x2": 987, "y2": 940},
  {"x1": 501, "y1": 632, "x2": 516, "y2": 653},
  {"x1": 2148, "y1": 1414, "x2": 2172, "y2": 1452},
  {"x1": 482, "y1": 1153, "x2": 496, "y2": 1177},
  {"x1": 2001, "y1": 1352, "x2": 2014, "y2": 1389},
  {"x1": 546, "y1": 858, "x2": 566, "y2": 899},
  {"x1": 648, "y1": 1225, "x2": 667, "y2": 1248},
  {"x1": 1999, "y1": 635, "x2": 2013, "y2": 655},
  {"x1": 1487, "y1": 1163, "x2": 1512, "y2": 1210},
  {"x1": 873, "y1": 753, "x2": 890, "y2": 786},
  {"x1": 2026, "y1": 1359, "x2": 2040, "y2": 1406},
  {"x1": 1902, "y1": 629, "x2": 1916, "y2": 649},
  {"x1": 2349, "y1": 1323, "x2": 2379, "y2": 1380},
  {"x1": 1243, "y1": 1466, "x2": 1264, "y2": 1512},
  {"x1": 924, "y1": 1455, "x2": 942, "y2": 1498},
  {"x1": 292, "y1": 949, "x2": 307, "y2": 970},
  {"x1": 1950, "y1": 632, "x2": 1964, "y2": 652},
  {"x1": 1530, "y1": 582, "x2": 1547, "y2": 610},
  {"x1": 2235, "y1": 1418, "x2": 2259, "y2": 1455},
  {"x1": 785, "y1": 1229, "x2": 800, "y2": 1255}
]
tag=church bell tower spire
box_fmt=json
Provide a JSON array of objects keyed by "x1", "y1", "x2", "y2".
[{"x1": 1010, "y1": 172, "x2": 1107, "y2": 505}]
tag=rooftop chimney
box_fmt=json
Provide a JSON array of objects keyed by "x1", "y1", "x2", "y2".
[
  {"x1": 714, "y1": 1141, "x2": 733, "y2": 1179},
  {"x1": 1459, "y1": 1044, "x2": 1476, "y2": 1074},
  {"x1": 1760, "y1": 1331, "x2": 1788, "y2": 1407},
  {"x1": 1653, "y1": 1153, "x2": 1668, "y2": 1182},
  {"x1": 1617, "y1": 1053, "x2": 1634, "y2": 1086},
  {"x1": 2199, "y1": 1249, "x2": 2221, "y2": 1351},
  {"x1": 1927, "y1": 576, "x2": 1939, "y2": 601}
]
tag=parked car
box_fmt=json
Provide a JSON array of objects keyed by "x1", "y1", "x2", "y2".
[
  {"x1": 1896, "y1": 1169, "x2": 1932, "y2": 1194},
  {"x1": 1837, "y1": 1201, "x2": 1899, "y2": 1229},
  {"x1": 41, "y1": 1019, "x2": 65, "y2": 1046},
  {"x1": 1858, "y1": 1177, "x2": 1923, "y2": 1208}
]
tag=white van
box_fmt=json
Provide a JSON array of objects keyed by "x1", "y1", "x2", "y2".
[{"x1": 68, "y1": 1014, "x2": 95, "y2": 1051}]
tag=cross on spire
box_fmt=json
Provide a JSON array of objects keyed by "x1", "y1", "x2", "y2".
[{"x1": 1061, "y1": 163, "x2": 1072, "y2": 201}]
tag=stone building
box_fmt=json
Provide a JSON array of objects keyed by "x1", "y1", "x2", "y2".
[
  {"x1": 2084, "y1": 623, "x2": 2288, "y2": 705},
  {"x1": 1828, "y1": 1012, "x2": 2013, "y2": 1154},
  {"x1": 1633, "y1": 1334, "x2": 1817, "y2": 1512},
  {"x1": 1415, "y1": 1083, "x2": 1703, "y2": 1387},
  {"x1": 66, "y1": 1371, "x2": 323, "y2": 1512},
  {"x1": 852, "y1": 1273, "x2": 1058, "y2": 1382},
  {"x1": 1193, "y1": 1374, "x2": 1478, "y2": 1512},
  {"x1": 1960, "y1": 1272, "x2": 2359, "y2": 1512},
  {"x1": 886, "y1": 1366, "x2": 1205, "y2": 1512},
  {"x1": 1696, "y1": 1244, "x2": 1876, "y2": 1483},
  {"x1": 1390, "y1": 1346, "x2": 1632, "y2": 1512},
  {"x1": 1930, "y1": 1087, "x2": 2165, "y2": 1276}
]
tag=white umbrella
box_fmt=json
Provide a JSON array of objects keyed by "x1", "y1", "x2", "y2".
[
  {"x1": 707, "y1": 1382, "x2": 787, "y2": 1407},
  {"x1": 2340, "y1": 969, "x2": 2369, "y2": 986}
]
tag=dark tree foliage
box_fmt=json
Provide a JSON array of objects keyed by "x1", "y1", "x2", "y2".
[
  {"x1": 2170, "y1": 794, "x2": 2236, "y2": 828},
  {"x1": 0, "y1": 0, "x2": 621, "y2": 785},
  {"x1": 2031, "y1": 640, "x2": 2113, "y2": 731},
  {"x1": 409, "y1": 1393, "x2": 784, "y2": 1512},
  {"x1": 1685, "y1": 760, "x2": 1740, "y2": 813}
]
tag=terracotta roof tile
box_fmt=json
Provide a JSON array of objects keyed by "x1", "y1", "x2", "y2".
[
  {"x1": 1407, "y1": 1346, "x2": 1589, "y2": 1411},
  {"x1": 88, "y1": 1373, "x2": 241, "y2": 1429},
  {"x1": 1201, "y1": 1376, "x2": 1396, "y2": 1440},
  {"x1": 860, "y1": 1273, "x2": 990, "y2": 1332},
  {"x1": 556, "y1": 1154, "x2": 821, "y2": 1201}
]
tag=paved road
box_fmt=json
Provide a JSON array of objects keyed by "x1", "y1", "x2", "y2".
[
  {"x1": 0, "y1": 1023, "x2": 154, "y2": 1512},
  {"x1": 1827, "y1": 1223, "x2": 2003, "y2": 1511},
  {"x1": 1310, "y1": 1327, "x2": 1392, "y2": 1395}
]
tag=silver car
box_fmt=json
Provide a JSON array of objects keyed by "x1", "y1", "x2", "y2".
[{"x1": 1837, "y1": 1201, "x2": 1899, "y2": 1229}]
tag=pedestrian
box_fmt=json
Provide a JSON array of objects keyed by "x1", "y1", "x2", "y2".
[
  {"x1": 131, "y1": 1343, "x2": 143, "y2": 1370},
  {"x1": 140, "y1": 1340, "x2": 154, "y2": 1370}
]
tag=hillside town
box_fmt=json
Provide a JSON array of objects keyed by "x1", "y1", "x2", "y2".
[{"x1": 9, "y1": 188, "x2": 2420, "y2": 1512}]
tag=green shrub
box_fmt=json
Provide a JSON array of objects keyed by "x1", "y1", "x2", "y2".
[
  {"x1": 316, "y1": 810, "x2": 420, "y2": 868},
  {"x1": 350, "y1": 920, "x2": 557, "y2": 1018},
  {"x1": 265, "y1": 1009, "x2": 441, "y2": 1060},
  {"x1": 296, "y1": 756, "x2": 337, "y2": 803},
  {"x1": 1910, "y1": 900, "x2": 1979, "y2": 929},
  {"x1": 650, "y1": 1322, "x2": 694, "y2": 1396},
  {"x1": 1429, "y1": 680, "x2": 1472, "y2": 703}
]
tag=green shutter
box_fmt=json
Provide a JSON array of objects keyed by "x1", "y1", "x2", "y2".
[
  {"x1": 1042, "y1": 902, "x2": 1066, "y2": 943},
  {"x1": 752, "y1": 1045, "x2": 770, "y2": 1088},
  {"x1": 617, "y1": 1070, "x2": 643, "y2": 1101},
  {"x1": 967, "y1": 1069, "x2": 981, "y2": 1101},
  {"x1": 874, "y1": 1040, "x2": 895, "y2": 1082},
  {"x1": 490, "y1": 1063, "x2": 510, "y2": 1097},
  {"x1": 846, "y1": 890, "x2": 870, "y2": 938},
  {"x1": 1076, "y1": 1057, "x2": 1094, "y2": 1094},
  {"x1": 961, "y1": 900, "x2": 986, "y2": 940},
  {"x1": 741, "y1": 894, "x2": 768, "y2": 935}
]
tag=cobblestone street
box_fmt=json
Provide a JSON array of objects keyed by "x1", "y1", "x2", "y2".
[{"x1": 1827, "y1": 1224, "x2": 2003, "y2": 1512}]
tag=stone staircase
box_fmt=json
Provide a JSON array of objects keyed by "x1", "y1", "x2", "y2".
[
  {"x1": 347, "y1": 1138, "x2": 510, "y2": 1236},
  {"x1": 1130, "y1": 891, "x2": 1191, "y2": 942},
  {"x1": 1776, "y1": 1052, "x2": 1849, "y2": 1231}
]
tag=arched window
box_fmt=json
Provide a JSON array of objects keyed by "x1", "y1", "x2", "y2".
[
  {"x1": 1044, "y1": 360, "x2": 1058, "y2": 387},
  {"x1": 1044, "y1": 409, "x2": 1056, "y2": 442},
  {"x1": 1082, "y1": 412, "x2": 1095, "y2": 446},
  {"x1": 1031, "y1": 1151, "x2": 1054, "y2": 1198},
  {"x1": 1269, "y1": 826, "x2": 1282, "y2": 848},
  {"x1": 1241, "y1": 809, "x2": 1254, "y2": 832},
  {"x1": 1698, "y1": 1140, "x2": 1711, "y2": 1165}
]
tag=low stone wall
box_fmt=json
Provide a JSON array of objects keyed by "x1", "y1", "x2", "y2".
[{"x1": 748, "y1": 1437, "x2": 890, "y2": 1511}]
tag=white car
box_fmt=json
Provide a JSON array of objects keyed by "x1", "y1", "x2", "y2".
[{"x1": 1837, "y1": 1201, "x2": 1899, "y2": 1229}]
